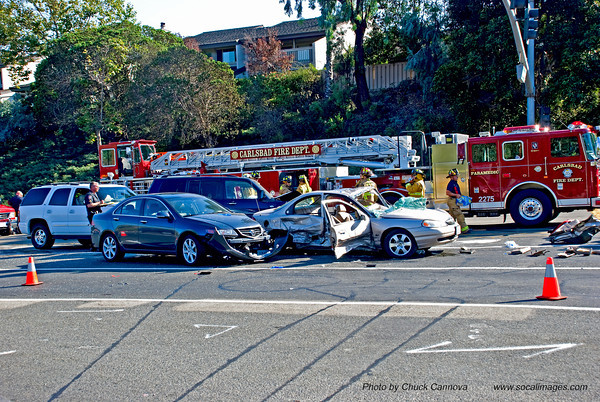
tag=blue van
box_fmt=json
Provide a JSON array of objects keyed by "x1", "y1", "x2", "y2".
[{"x1": 148, "y1": 175, "x2": 284, "y2": 215}]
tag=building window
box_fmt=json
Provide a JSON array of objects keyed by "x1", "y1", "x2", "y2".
[{"x1": 217, "y1": 48, "x2": 236, "y2": 64}]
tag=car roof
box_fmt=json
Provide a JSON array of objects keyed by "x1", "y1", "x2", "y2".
[{"x1": 33, "y1": 183, "x2": 129, "y2": 189}]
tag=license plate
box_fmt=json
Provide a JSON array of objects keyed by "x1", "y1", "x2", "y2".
[{"x1": 0, "y1": 222, "x2": 7, "y2": 228}]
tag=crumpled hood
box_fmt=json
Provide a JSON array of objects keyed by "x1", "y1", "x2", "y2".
[
  {"x1": 381, "y1": 207, "x2": 452, "y2": 221},
  {"x1": 187, "y1": 213, "x2": 257, "y2": 228}
]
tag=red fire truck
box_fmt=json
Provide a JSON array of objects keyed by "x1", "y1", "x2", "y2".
[
  {"x1": 99, "y1": 135, "x2": 419, "y2": 194},
  {"x1": 427, "y1": 122, "x2": 600, "y2": 226}
]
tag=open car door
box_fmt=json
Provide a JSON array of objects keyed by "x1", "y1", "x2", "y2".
[{"x1": 323, "y1": 199, "x2": 373, "y2": 258}]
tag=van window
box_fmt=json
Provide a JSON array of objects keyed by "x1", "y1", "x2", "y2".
[
  {"x1": 49, "y1": 188, "x2": 71, "y2": 206},
  {"x1": 21, "y1": 188, "x2": 51, "y2": 206},
  {"x1": 226, "y1": 180, "x2": 258, "y2": 199},
  {"x1": 551, "y1": 137, "x2": 580, "y2": 158},
  {"x1": 156, "y1": 178, "x2": 186, "y2": 193},
  {"x1": 194, "y1": 179, "x2": 224, "y2": 199},
  {"x1": 472, "y1": 143, "x2": 497, "y2": 163},
  {"x1": 502, "y1": 141, "x2": 524, "y2": 161}
]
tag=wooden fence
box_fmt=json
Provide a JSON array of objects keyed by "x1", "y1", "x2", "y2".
[{"x1": 365, "y1": 62, "x2": 415, "y2": 90}]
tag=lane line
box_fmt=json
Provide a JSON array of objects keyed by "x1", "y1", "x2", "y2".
[
  {"x1": 2, "y1": 266, "x2": 599, "y2": 272},
  {"x1": 57, "y1": 309, "x2": 125, "y2": 313},
  {"x1": 1, "y1": 298, "x2": 599, "y2": 312}
]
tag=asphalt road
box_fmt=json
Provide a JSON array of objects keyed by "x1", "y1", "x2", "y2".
[{"x1": 0, "y1": 211, "x2": 598, "y2": 401}]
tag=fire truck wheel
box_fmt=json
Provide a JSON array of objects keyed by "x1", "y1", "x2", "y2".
[
  {"x1": 509, "y1": 189, "x2": 552, "y2": 226},
  {"x1": 383, "y1": 229, "x2": 417, "y2": 258},
  {"x1": 31, "y1": 224, "x2": 55, "y2": 249}
]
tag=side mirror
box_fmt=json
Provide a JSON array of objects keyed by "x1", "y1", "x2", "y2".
[{"x1": 156, "y1": 210, "x2": 171, "y2": 219}]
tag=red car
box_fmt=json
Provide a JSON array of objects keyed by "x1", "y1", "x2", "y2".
[{"x1": 0, "y1": 204, "x2": 17, "y2": 236}]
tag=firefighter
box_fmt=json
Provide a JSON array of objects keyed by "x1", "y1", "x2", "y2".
[
  {"x1": 445, "y1": 169, "x2": 470, "y2": 234},
  {"x1": 356, "y1": 167, "x2": 378, "y2": 205},
  {"x1": 355, "y1": 167, "x2": 377, "y2": 189},
  {"x1": 406, "y1": 168, "x2": 426, "y2": 198},
  {"x1": 297, "y1": 175, "x2": 312, "y2": 194},
  {"x1": 279, "y1": 176, "x2": 292, "y2": 195}
]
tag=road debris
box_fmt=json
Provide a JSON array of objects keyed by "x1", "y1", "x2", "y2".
[
  {"x1": 460, "y1": 247, "x2": 475, "y2": 254},
  {"x1": 529, "y1": 249, "x2": 549, "y2": 257},
  {"x1": 510, "y1": 246, "x2": 531, "y2": 255}
]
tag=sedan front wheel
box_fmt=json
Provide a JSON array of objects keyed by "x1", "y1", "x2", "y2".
[
  {"x1": 179, "y1": 235, "x2": 205, "y2": 266},
  {"x1": 383, "y1": 229, "x2": 417, "y2": 258}
]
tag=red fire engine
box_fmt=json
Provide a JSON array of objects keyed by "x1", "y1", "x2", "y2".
[
  {"x1": 428, "y1": 122, "x2": 600, "y2": 225},
  {"x1": 99, "y1": 135, "x2": 419, "y2": 194}
]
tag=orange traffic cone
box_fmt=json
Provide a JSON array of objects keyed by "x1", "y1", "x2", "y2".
[
  {"x1": 536, "y1": 257, "x2": 566, "y2": 300},
  {"x1": 22, "y1": 257, "x2": 43, "y2": 286}
]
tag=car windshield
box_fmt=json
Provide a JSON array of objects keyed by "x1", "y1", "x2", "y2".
[
  {"x1": 166, "y1": 196, "x2": 229, "y2": 217},
  {"x1": 98, "y1": 187, "x2": 136, "y2": 204},
  {"x1": 582, "y1": 132, "x2": 599, "y2": 161}
]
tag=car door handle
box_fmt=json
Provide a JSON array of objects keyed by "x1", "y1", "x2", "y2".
[
  {"x1": 228, "y1": 202, "x2": 237, "y2": 205},
  {"x1": 46, "y1": 210, "x2": 52, "y2": 214},
  {"x1": 113, "y1": 218, "x2": 120, "y2": 221},
  {"x1": 140, "y1": 220, "x2": 148, "y2": 224},
  {"x1": 69, "y1": 209, "x2": 76, "y2": 214}
]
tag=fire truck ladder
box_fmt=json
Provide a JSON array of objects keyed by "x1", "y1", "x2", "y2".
[{"x1": 150, "y1": 135, "x2": 419, "y2": 174}]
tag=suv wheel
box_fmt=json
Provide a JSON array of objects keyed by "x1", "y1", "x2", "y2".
[
  {"x1": 101, "y1": 233, "x2": 124, "y2": 262},
  {"x1": 31, "y1": 224, "x2": 55, "y2": 249},
  {"x1": 179, "y1": 235, "x2": 204, "y2": 266}
]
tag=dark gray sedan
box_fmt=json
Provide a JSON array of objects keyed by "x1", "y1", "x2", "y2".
[{"x1": 91, "y1": 193, "x2": 282, "y2": 265}]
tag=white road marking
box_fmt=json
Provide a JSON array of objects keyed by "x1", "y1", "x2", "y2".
[
  {"x1": 406, "y1": 341, "x2": 580, "y2": 359},
  {"x1": 194, "y1": 324, "x2": 238, "y2": 338},
  {"x1": 0, "y1": 350, "x2": 16, "y2": 356},
  {"x1": 5, "y1": 266, "x2": 599, "y2": 272},
  {"x1": 1, "y1": 298, "x2": 599, "y2": 312},
  {"x1": 57, "y1": 309, "x2": 125, "y2": 313}
]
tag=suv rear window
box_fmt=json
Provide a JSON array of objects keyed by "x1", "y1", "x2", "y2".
[
  {"x1": 21, "y1": 188, "x2": 51, "y2": 206},
  {"x1": 49, "y1": 188, "x2": 71, "y2": 206}
]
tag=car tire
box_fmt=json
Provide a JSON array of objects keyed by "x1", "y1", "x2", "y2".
[
  {"x1": 31, "y1": 224, "x2": 55, "y2": 249},
  {"x1": 383, "y1": 229, "x2": 417, "y2": 258},
  {"x1": 509, "y1": 189, "x2": 552, "y2": 226},
  {"x1": 101, "y1": 233, "x2": 124, "y2": 262},
  {"x1": 179, "y1": 235, "x2": 204, "y2": 266}
]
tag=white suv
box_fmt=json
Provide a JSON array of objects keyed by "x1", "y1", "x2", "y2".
[{"x1": 19, "y1": 183, "x2": 136, "y2": 249}]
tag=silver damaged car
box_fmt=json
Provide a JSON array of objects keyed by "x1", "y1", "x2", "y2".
[{"x1": 253, "y1": 188, "x2": 460, "y2": 258}]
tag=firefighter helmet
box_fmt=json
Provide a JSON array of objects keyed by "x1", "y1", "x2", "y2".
[
  {"x1": 251, "y1": 171, "x2": 260, "y2": 179},
  {"x1": 299, "y1": 174, "x2": 308, "y2": 182},
  {"x1": 412, "y1": 168, "x2": 425, "y2": 176},
  {"x1": 282, "y1": 175, "x2": 292, "y2": 183},
  {"x1": 360, "y1": 167, "x2": 373, "y2": 177},
  {"x1": 446, "y1": 168, "x2": 459, "y2": 178}
]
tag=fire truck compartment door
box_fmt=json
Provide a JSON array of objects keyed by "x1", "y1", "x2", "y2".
[{"x1": 323, "y1": 199, "x2": 372, "y2": 259}]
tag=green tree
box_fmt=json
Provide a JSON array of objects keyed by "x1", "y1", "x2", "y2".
[
  {"x1": 125, "y1": 46, "x2": 244, "y2": 149},
  {"x1": 32, "y1": 22, "x2": 183, "y2": 145},
  {"x1": 433, "y1": 0, "x2": 524, "y2": 133},
  {"x1": 0, "y1": 0, "x2": 135, "y2": 83},
  {"x1": 281, "y1": 0, "x2": 382, "y2": 110},
  {"x1": 537, "y1": 0, "x2": 600, "y2": 125}
]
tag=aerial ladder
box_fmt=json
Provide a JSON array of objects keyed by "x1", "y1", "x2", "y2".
[{"x1": 150, "y1": 135, "x2": 420, "y2": 175}]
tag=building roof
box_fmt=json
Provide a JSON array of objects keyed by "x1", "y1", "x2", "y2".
[{"x1": 188, "y1": 17, "x2": 324, "y2": 47}]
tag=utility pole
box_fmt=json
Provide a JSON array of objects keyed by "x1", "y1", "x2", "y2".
[{"x1": 503, "y1": 0, "x2": 539, "y2": 125}]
